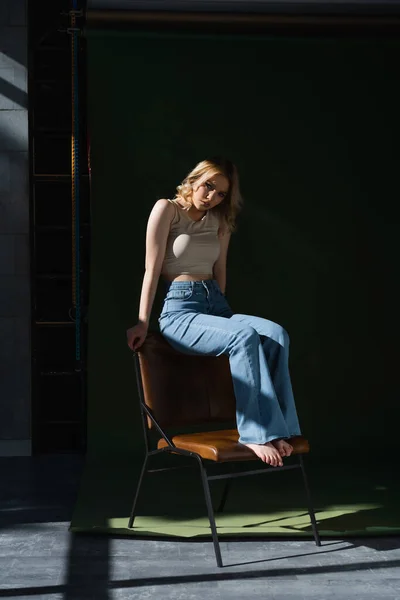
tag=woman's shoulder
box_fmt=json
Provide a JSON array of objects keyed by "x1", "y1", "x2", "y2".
[
  {"x1": 213, "y1": 212, "x2": 230, "y2": 236},
  {"x1": 153, "y1": 198, "x2": 176, "y2": 213},
  {"x1": 209, "y1": 208, "x2": 225, "y2": 228},
  {"x1": 152, "y1": 198, "x2": 179, "y2": 225},
  {"x1": 154, "y1": 197, "x2": 174, "y2": 208}
]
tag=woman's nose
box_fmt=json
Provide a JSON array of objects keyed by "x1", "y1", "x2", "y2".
[{"x1": 207, "y1": 189, "x2": 216, "y2": 201}]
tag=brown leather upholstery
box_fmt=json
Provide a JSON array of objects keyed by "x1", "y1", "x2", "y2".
[
  {"x1": 157, "y1": 430, "x2": 309, "y2": 462},
  {"x1": 138, "y1": 332, "x2": 236, "y2": 429},
  {"x1": 138, "y1": 331, "x2": 310, "y2": 462}
]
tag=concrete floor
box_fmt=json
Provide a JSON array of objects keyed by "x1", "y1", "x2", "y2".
[{"x1": 1, "y1": 456, "x2": 400, "y2": 600}]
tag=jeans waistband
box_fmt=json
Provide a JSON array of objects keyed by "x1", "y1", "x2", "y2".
[{"x1": 165, "y1": 279, "x2": 218, "y2": 291}]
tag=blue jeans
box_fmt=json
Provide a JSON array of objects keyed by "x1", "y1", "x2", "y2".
[{"x1": 158, "y1": 279, "x2": 301, "y2": 445}]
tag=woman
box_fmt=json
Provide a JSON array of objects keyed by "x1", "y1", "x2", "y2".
[{"x1": 126, "y1": 157, "x2": 302, "y2": 467}]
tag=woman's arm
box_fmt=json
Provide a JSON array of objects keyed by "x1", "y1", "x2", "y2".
[
  {"x1": 213, "y1": 227, "x2": 231, "y2": 294},
  {"x1": 127, "y1": 199, "x2": 174, "y2": 350},
  {"x1": 138, "y1": 199, "x2": 174, "y2": 325}
]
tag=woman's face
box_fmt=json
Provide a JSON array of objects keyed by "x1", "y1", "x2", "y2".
[{"x1": 191, "y1": 173, "x2": 229, "y2": 213}]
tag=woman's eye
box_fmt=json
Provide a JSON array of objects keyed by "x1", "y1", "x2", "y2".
[
  {"x1": 205, "y1": 182, "x2": 212, "y2": 190},
  {"x1": 219, "y1": 192, "x2": 226, "y2": 199}
]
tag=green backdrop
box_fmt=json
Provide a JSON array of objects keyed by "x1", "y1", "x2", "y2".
[
  {"x1": 70, "y1": 29, "x2": 400, "y2": 539},
  {"x1": 86, "y1": 31, "x2": 400, "y2": 458}
]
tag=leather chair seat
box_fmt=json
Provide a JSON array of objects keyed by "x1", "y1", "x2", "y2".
[{"x1": 158, "y1": 429, "x2": 310, "y2": 463}]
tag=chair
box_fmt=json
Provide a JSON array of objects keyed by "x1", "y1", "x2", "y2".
[{"x1": 128, "y1": 331, "x2": 321, "y2": 567}]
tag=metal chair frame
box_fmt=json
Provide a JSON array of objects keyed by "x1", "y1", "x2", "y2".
[{"x1": 128, "y1": 352, "x2": 321, "y2": 567}]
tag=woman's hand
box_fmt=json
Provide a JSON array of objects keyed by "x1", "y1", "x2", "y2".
[{"x1": 126, "y1": 321, "x2": 148, "y2": 351}]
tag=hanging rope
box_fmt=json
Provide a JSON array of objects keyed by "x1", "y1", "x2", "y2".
[{"x1": 71, "y1": 1, "x2": 81, "y2": 361}]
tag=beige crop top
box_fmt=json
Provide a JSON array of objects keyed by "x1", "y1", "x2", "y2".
[{"x1": 161, "y1": 199, "x2": 221, "y2": 276}]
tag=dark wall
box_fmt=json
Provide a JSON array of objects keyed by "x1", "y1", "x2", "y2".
[
  {"x1": 0, "y1": 0, "x2": 30, "y2": 457},
  {"x1": 86, "y1": 0, "x2": 400, "y2": 15},
  {"x1": 87, "y1": 31, "x2": 400, "y2": 456}
]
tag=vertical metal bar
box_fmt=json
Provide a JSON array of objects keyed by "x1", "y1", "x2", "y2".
[
  {"x1": 27, "y1": 0, "x2": 37, "y2": 453},
  {"x1": 71, "y1": 7, "x2": 81, "y2": 362},
  {"x1": 299, "y1": 455, "x2": 321, "y2": 546},
  {"x1": 73, "y1": 28, "x2": 81, "y2": 363},
  {"x1": 197, "y1": 459, "x2": 223, "y2": 567},
  {"x1": 128, "y1": 455, "x2": 148, "y2": 528}
]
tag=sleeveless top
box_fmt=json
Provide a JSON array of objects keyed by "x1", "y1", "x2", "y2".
[{"x1": 161, "y1": 199, "x2": 221, "y2": 276}]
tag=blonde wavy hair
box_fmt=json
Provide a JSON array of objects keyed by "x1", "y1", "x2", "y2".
[{"x1": 174, "y1": 157, "x2": 242, "y2": 232}]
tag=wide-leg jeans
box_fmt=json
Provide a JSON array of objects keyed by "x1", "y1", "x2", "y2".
[{"x1": 158, "y1": 279, "x2": 301, "y2": 445}]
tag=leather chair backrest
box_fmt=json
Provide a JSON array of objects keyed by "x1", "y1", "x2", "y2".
[{"x1": 137, "y1": 332, "x2": 236, "y2": 429}]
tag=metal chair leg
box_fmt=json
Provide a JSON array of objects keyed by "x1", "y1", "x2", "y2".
[
  {"x1": 128, "y1": 455, "x2": 148, "y2": 528},
  {"x1": 197, "y1": 459, "x2": 223, "y2": 567},
  {"x1": 299, "y1": 454, "x2": 321, "y2": 546}
]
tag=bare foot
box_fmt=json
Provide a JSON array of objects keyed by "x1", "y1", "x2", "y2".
[
  {"x1": 243, "y1": 442, "x2": 283, "y2": 467},
  {"x1": 272, "y1": 439, "x2": 293, "y2": 458}
]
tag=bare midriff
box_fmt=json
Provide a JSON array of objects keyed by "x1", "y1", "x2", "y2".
[{"x1": 162, "y1": 273, "x2": 213, "y2": 282}]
